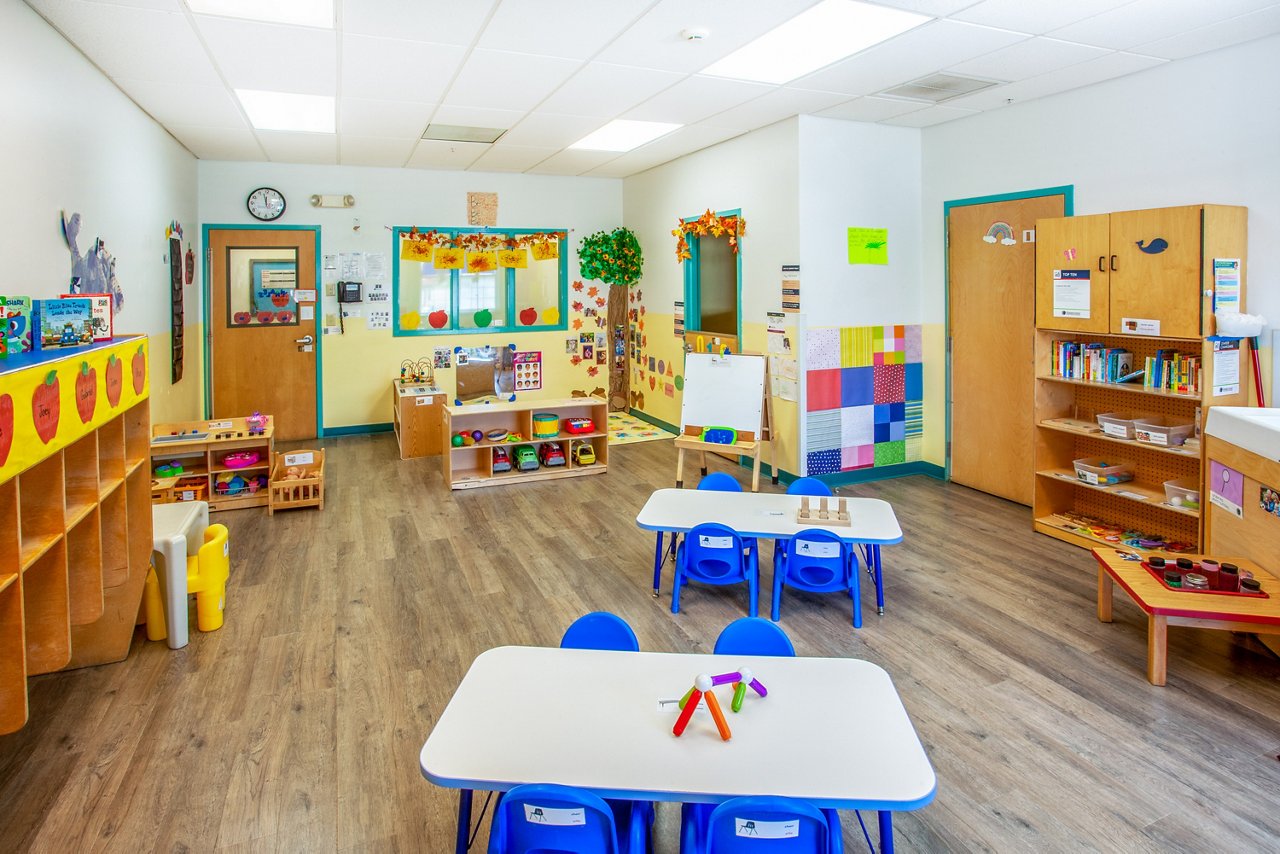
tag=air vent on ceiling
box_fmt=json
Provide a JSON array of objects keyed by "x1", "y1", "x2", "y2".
[
  {"x1": 422, "y1": 124, "x2": 507, "y2": 144},
  {"x1": 879, "y1": 72, "x2": 999, "y2": 104}
]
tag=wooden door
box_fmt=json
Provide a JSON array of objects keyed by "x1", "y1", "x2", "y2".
[
  {"x1": 949, "y1": 193, "x2": 1066, "y2": 504},
  {"x1": 208, "y1": 228, "x2": 318, "y2": 441},
  {"x1": 1034, "y1": 213, "x2": 1111, "y2": 333},
  {"x1": 1109, "y1": 205, "x2": 1202, "y2": 338}
]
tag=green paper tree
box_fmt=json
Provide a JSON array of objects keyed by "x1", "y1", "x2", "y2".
[{"x1": 578, "y1": 227, "x2": 643, "y2": 287}]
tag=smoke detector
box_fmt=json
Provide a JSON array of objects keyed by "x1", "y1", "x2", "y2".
[{"x1": 681, "y1": 27, "x2": 709, "y2": 41}]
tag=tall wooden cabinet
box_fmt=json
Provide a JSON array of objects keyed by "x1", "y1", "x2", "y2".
[{"x1": 1, "y1": 337, "x2": 154, "y2": 734}]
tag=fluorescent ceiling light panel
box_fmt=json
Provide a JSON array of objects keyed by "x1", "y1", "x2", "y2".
[
  {"x1": 186, "y1": 0, "x2": 334, "y2": 29},
  {"x1": 236, "y1": 89, "x2": 335, "y2": 133},
  {"x1": 422, "y1": 124, "x2": 508, "y2": 144},
  {"x1": 701, "y1": 0, "x2": 930, "y2": 85},
  {"x1": 569, "y1": 120, "x2": 681, "y2": 152}
]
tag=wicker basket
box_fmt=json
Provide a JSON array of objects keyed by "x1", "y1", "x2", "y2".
[{"x1": 269, "y1": 449, "x2": 325, "y2": 515}]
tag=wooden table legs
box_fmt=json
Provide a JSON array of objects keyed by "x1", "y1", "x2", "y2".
[
  {"x1": 1097, "y1": 565, "x2": 1113, "y2": 623},
  {"x1": 1147, "y1": 615, "x2": 1168, "y2": 686}
]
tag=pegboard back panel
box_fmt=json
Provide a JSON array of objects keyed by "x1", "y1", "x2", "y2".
[
  {"x1": 1074, "y1": 435, "x2": 1200, "y2": 484},
  {"x1": 1066, "y1": 384, "x2": 1198, "y2": 423},
  {"x1": 1072, "y1": 489, "x2": 1199, "y2": 546}
]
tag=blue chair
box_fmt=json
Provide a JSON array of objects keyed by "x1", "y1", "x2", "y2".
[
  {"x1": 772, "y1": 529, "x2": 861, "y2": 628},
  {"x1": 561, "y1": 612, "x2": 640, "y2": 652},
  {"x1": 673, "y1": 523, "x2": 759, "y2": 617},
  {"x1": 786, "y1": 477, "x2": 833, "y2": 497},
  {"x1": 681, "y1": 796, "x2": 844, "y2": 853},
  {"x1": 713, "y1": 617, "x2": 795, "y2": 657},
  {"x1": 698, "y1": 473, "x2": 760, "y2": 565},
  {"x1": 488, "y1": 783, "x2": 649, "y2": 853}
]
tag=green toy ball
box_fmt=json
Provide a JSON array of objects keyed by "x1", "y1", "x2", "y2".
[{"x1": 451, "y1": 434, "x2": 464, "y2": 447}]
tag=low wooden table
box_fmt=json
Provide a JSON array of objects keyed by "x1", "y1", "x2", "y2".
[{"x1": 1093, "y1": 549, "x2": 1280, "y2": 685}]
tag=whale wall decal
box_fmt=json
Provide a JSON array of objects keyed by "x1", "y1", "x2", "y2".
[{"x1": 1136, "y1": 237, "x2": 1168, "y2": 254}]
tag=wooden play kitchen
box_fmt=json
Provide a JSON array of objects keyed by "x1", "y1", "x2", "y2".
[
  {"x1": 150, "y1": 414, "x2": 274, "y2": 512},
  {"x1": 1093, "y1": 548, "x2": 1279, "y2": 685}
]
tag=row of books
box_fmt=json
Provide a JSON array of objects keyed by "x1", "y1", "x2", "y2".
[
  {"x1": 1049, "y1": 341, "x2": 1137, "y2": 384},
  {"x1": 1, "y1": 295, "x2": 113, "y2": 358},
  {"x1": 1144, "y1": 349, "x2": 1201, "y2": 395}
]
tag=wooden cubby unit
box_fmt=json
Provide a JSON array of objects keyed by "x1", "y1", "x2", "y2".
[
  {"x1": 150, "y1": 416, "x2": 275, "y2": 511},
  {"x1": 0, "y1": 335, "x2": 155, "y2": 733},
  {"x1": 442, "y1": 397, "x2": 609, "y2": 490}
]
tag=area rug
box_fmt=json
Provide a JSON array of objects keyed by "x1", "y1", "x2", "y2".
[{"x1": 608, "y1": 412, "x2": 677, "y2": 446}]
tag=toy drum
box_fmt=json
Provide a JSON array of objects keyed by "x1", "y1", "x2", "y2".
[{"x1": 532, "y1": 413, "x2": 560, "y2": 439}]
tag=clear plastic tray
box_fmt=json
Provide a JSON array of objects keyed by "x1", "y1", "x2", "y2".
[
  {"x1": 1163, "y1": 478, "x2": 1201, "y2": 509},
  {"x1": 1133, "y1": 416, "x2": 1194, "y2": 447},
  {"x1": 1073, "y1": 457, "x2": 1135, "y2": 485},
  {"x1": 1096, "y1": 412, "x2": 1142, "y2": 439}
]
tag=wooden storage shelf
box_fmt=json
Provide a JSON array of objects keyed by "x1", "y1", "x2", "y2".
[
  {"x1": 1038, "y1": 419, "x2": 1199, "y2": 458},
  {"x1": 1036, "y1": 374, "x2": 1201, "y2": 400},
  {"x1": 150, "y1": 416, "x2": 275, "y2": 513},
  {"x1": 0, "y1": 335, "x2": 154, "y2": 733},
  {"x1": 1035, "y1": 469, "x2": 1199, "y2": 518},
  {"x1": 392, "y1": 381, "x2": 445, "y2": 460}
]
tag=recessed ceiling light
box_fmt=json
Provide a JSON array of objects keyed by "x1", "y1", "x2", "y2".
[
  {"x1": 701, "y1": 0, "x2": 930, "y2": 85},
  {"x1": 186, "y1": 0, "x2": 334, "y2": 29},
  {"x1": 235, "y1": 89, "x2": 335, "y2": 133},
  {"x1": 422, "y1": 124, "x2": 508, "y2": 144},
  {"x1": 569, "y1": 120, "x2": 682, "y2": 152}
]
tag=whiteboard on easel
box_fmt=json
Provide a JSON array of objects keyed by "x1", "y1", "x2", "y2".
[{"x1": 680, "y1": 353, "x2": 766, "y2": 438}]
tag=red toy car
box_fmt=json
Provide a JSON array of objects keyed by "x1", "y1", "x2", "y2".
[
  {"x1": 538, "y1": 443, "x2": 566, "y2": 467},
  {"x1": 492, "y1": 446, "x2": 512, "y2": 473}
]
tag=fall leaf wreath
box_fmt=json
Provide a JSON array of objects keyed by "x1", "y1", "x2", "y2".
[{"x1": 673, "y1": 210, "x2": 745, "y2": 262}]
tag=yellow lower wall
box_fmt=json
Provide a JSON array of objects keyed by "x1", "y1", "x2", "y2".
[{"x1": 147, "y1": 323, "x2": 204, "y2": 426}]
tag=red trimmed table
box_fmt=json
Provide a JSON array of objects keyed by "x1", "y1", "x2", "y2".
[{"x1": 1093, "y1": 549, "x2": 1280, "y2": 685}]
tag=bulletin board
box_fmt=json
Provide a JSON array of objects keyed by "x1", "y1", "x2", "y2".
[{"x1": 679, "y1": 353, "x2": 765, "y2": 440}]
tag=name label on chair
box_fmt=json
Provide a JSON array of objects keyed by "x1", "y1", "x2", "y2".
[
  {"x1": 796, "y1": 541, "x2": 840, "y2": 558},
  {"x1": 523, "y1": 804, "x2": 585, "y2": 825},
  {"x1": 698, "y1": 535, "x2": 734, "y2": 549},
  {"x1": 735, "y1": 818, "x2": 800, "y2": 838}
]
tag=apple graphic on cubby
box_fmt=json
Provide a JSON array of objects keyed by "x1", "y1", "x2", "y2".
[
  {"x1": 132, "y1": 345, "x2": 146, "y2": 394},
  {"x1": 0, "y1": 393, "x2": 13, "y2": 466},
  {"x1": 75, "y1": 361, "x2": 97, "y2": 423},
  {"x1": 105, "y1": 354, "x2": 123, "y2": 407},
  {"x1": 32, "y1": 370, "x2": 60, "y2": 444}
]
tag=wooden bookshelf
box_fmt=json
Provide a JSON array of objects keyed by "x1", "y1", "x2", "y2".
[{"x1": 149, "y1": 416, "x2": 275, "y2": 511}]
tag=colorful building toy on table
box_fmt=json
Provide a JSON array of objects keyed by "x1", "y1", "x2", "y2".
[{"x1": 672, "y1": 669, "x2": 769, "y2": 741}]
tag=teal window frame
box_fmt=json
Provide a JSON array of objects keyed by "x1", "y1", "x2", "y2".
[
  {"x1": 392, "y1": 226, "x2": 568, "y2": 336},
  {"x1": 681, "y1": 208, "x2": 743, "y2": 342}
]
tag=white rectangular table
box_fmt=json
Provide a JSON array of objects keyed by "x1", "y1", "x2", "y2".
[
  {"x1": 420, "y1": 646, "x2": 935, "y2": 853},
  {"x1": 151, "y1": 501, "x2": 209, "y2": 649},
  {"x1": 636, "y1": 489, "x2": 904, "y2": 620}
]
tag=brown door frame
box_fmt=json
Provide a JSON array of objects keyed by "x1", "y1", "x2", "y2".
[
  {"x1": 944, "y1": 186, "x2": 1073, "y2": 481},
  {"x1": 201, "y1": 223, "x2": 324, "y2": 438}
]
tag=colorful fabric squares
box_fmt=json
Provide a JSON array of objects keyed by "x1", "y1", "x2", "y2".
[
  {"x1": 874, "y1": 421, "x2": 890, "y2": 443},
  {"x1": 905, "y1": 325, "x2": 922, "y2": 362},
  {"x1": 807, "y1": 368, "x2": 841, "y2": 412},
  {"x1": 807, "y1": 328, "x2": 840, "y2": 370},
  {"x1": 874, "y1": 404, "x2": 893, "y2": 424},
  {"x1": 890, "y1": 420, "x2": 905, "y2": 442},
  {"x1": 840, "y1": 405, "x2": 874, "y2": 447},
  {"x1": 842, "y1": 445, "x2": 875, "y2": 469},
  {"x1": 873, "y1": 364, "x2": 905, "y2": 403},
  {"x1": 807, "y1": 448, "x2": 841, "y2": 475},
  {"x1": 904, "y1": 401, "x2": 923, "y2": 438},
  {"x1": 807, "y1": 410, "x2": 841, "y2": 451},
  {"x1": 840, "y1": 367, "x2": 873, "y2": 406},
  {"x1": 905, "y1": 362, "x2": 923, "y2": 401},
  {"x1": 840, "y1": 327, "x2": 875, "y2": 368},
  {"x1": 874, "y1": 441, "x2": 906, "y2": 467},
  {"x1": 905, "y1": 435, "x2": 923, "y2": 462}
]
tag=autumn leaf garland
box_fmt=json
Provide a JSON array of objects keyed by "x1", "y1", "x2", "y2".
[{"x1": 673, "y1": 210, "x2": 745, "y2": 262}]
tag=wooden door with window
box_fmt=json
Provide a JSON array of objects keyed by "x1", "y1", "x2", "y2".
[
  {"x1": 949, "y1": 193, "x2": 1066, "y2": 504},
  {"x1": 208, "y1": 228, "x2": 318, "y2": 441}
]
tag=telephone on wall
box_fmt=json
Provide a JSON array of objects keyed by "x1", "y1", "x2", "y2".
[{"x1": 337, "y1": 281, "x2": 363, "y2": 302}]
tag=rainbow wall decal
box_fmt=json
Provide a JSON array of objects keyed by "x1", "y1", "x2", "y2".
[{"x1": 982, "y1": 221, "x2": 1017, "y2": 245}]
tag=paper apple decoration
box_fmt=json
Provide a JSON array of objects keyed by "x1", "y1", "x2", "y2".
[
  {"x1": 276, "y1": 311, "x2": 294, "y2": 323},
  {"x1": 519, "y1": 307, "x2": 538, "y2": 326},
  {"x1": 473, "y1": 309, "x2": 492, "y2": 328},
  {"x1": 233, "y1": 312, "x2": 251, "y2": 325},
  {"x1": 256, "y1": 311, "x2": 275, "y2": 323},
  {"x1": 75, "y1": 361, "x2": 97, "y2": 424},
  {"x1": 0, "y1": 393, "x2": 12, "y2": 466},
  {"x1": 428, "y1": 310, "x2": 448, "y2": 329},
  {"x1": 32, "y1": 370, "x2": 60, "y2": 444},
  {"x1": 270, "y1": 291, "x2": 291, "y2": 307},
  {"x1": 541, "y1": 307, "x2": 560, "y2": 325},
  {"x1": 132, "y1": 345, "x2": 146, "y2": 394},
  {"x1": 401, "y1": 311, "x2": 421, "y2": 330},
  {"x1": 105, "y1": 354, "x2": 123, "y2": 407}
]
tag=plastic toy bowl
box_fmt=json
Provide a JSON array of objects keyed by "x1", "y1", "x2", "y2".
[
  {"x1": 222, "y1": 451, "x2": 260, "y2": 469},
  {"x1": 486, "y1": 429, "x2": 509, "y2": 442}
]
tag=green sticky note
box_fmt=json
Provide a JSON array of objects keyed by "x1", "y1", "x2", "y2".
[{"x1": 848, "y1": 227, "x2": 888, "y2": 265}]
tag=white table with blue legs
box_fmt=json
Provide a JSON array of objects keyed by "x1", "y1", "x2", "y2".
[
  {"x1": 420, "y1": 646, "x2": 936, "y2": 854},
  {"x1": 636, "y1": 489, "x2": 903, "y2": 622},
  {"x1": 151, "y1": 500, "x2": 209, "y2": 650}
]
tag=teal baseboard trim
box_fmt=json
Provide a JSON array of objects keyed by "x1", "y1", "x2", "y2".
[
  {"x1": 627, "y1": 408, "x2": 680, "y2": 435},
  {"x1": 323, "y1": 422, "x2": 393, "y2": 437},
  {"x1": 814, "y1": 461, "x2": 946, "y2": 488}
]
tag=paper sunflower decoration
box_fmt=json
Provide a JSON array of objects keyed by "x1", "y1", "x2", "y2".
[
  {"x1": 673, "y1": 210, "x2": 746, "y2": 262},
  {"x1": 578, "y1": 227, "x2": 644, "y2": 287}
]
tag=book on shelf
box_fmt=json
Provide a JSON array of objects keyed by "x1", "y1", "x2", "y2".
[
  {"x1": 1143, "y1": 349, "x2": 1200, "y2": 395},
  {"x1": 1049, "y1": 340, "x2": 1136, "y2": 384}
]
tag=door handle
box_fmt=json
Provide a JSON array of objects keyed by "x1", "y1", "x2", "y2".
[
  {"x1": 1110, "y1": 254, "x2": 1117, "y2": 271},
  {"x1": 295, "y1": 335, "x2": 314, "y2": 345},
  {"x1": 1098, "y1": 256, "x2": 1105, "y2": 273}
]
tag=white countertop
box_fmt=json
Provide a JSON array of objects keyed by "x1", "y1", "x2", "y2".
[{"x1": 1205, "y1": 407, "x2": 1280, "y2": 461}]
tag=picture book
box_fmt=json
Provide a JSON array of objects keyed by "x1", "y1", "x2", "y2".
[
  {"x1": 61, "y1": 292, "x2": 113, "y2": 341},
  {"x1": 0, "y1": 295, "x2": 34, "y2": 357},
  {"x1": 34, "y1": 297, "x2": 94, "y2": 349}
]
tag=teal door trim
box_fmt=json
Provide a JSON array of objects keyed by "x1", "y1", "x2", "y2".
[{"x1": 681, "y1": 207, "x2": 744, "y2": 344}]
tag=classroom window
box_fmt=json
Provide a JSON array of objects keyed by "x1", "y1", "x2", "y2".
[
  {"x1": 682, "y1": 211, "x2": 742, "y2": 340},
  {"x1": 393, "y1": 227, "x2": 566, "y2": 335}
]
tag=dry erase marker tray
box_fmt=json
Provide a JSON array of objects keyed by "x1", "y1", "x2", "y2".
[{"x1": 1141, "y1": 561, "x2": 1268, "y2": 598}]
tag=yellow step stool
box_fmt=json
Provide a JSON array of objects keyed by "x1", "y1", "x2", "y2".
[{"x1": 143, "y1": 524, "x2": 230, "y2": 641}]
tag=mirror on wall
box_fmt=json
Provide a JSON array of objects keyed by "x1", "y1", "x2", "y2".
[{"x1": 455, "y1": 345, "x2": 515, "y2": 402}]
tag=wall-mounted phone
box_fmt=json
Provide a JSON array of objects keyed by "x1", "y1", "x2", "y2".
[{"x1": 337, "y1": 281, "x2": 363, "y2": 302}]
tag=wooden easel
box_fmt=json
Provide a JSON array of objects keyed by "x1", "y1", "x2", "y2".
[{"x1": 674, "y1": 353, "x2": 776, "y2": 492}]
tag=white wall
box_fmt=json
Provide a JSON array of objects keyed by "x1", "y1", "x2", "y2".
[
  {"x1": 198, "y1": 160, "x2": 622, "y2": 428},
  {"x1": 2, "y1": 0, "x2": 200, "y2": 421}
]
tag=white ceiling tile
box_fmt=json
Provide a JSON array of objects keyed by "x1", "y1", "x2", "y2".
[
  {"x1": 815, "y1": 96, "x2": 927, "y2": 122},
  {"x1": 196, "y1": 16, "x2": 337, "y2": 95},
  {"x1": 341, "y1": 0, "x2": 499, "y2": 45},
  {"x1": 946, "y1": 36, "x2": 1110, "y2": 80},
  {"x1": 795, "y1": 19, "x2": 1030, "y2": 96},
  {"x1": 1133, "y1": 4, "x2": 1280, "y2": 60},
  {"x1": 257, "y1": 130, "x2": 338, "y2": 164},
  {"x1": 1048, "y1": 0, "x2": 1278, "y2": 51},
  {"x1": 880, "y1": 104, "x2": 978, "y2": 127},
  {"x1": 443, "y1": 49, "x2": 581, "y2": 111},
  {"x1": 478, "y1": 0, "x2": 650, "y2": 60},
  {"x1": 498, "y1": 113, "x2": 609, "y2": 148},
  {"x1": 597, "y1": 0, "x2": 823, "y2": 73},
  {"x1": 406, "y1": 140, "x2": 488, "y2": 170},
  {"x1": 429, "y1": 105, "x2": 526, "y2": 130},
  {"x1": 338, "y1": 98, "x2": 434, "y2": 138},
  {"x1": 526, "y1": 148, "x2": 620, "y2": 176},
  {"x1": 952, "y1": 0, "x2": 1139, "y2": 35},
  {"x1": 946, "y1": 50, "x2": 1168, "y2": 110},
  {"x1": 707, "y1": 87, "x2": 851, "y2": 130},
  {"x1": 28, "y1": 0, "x2": 222, "y2": 85},
  {"x1": 114, "y1": 78, "x2": 247, "y2": 128},
  {"x1": 602, "y1": 123, "x2": 745, "y2": 171},
  {"x1": 166, "y1": 123, "x2": 265, "y2": 160},
  {"x1": 538, "y1": 62, "x2": 684, "y2": 118},
  {"x1": 338, "y1": 136, "x2": 417, "y2": 167},
  {"x1": 871, "y1": 0, "x2": 982, "y2": 14},
  {"x1": 469, "y1": 145, "x2": 560, "y2": 172},
  {"x1": 624, "y1": 76, "x2": 773, "y2": 124},
  {"x1": 77, "y1": 0, "x2": 181, "y2": 9},
  {"x1": 341, "y1": 35, "x2": 466, "y2": 103},
  {"x1": 580, "y1": 160, "x2": 644, "y2": 178}
]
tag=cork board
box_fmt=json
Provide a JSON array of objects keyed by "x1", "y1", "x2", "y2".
[{"x1": 468, "y1": 192, "x2": 498, "y2": 227}]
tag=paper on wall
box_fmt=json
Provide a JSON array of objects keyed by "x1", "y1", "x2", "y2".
[
  {"x1": 773, "y1": 377, "x2": 798, "y2": 401},
  {"x1": 300, "y1": 305, "x2": 315, "y2": 321},
  {"x1": 365, "y1": 252, "x2": 388, "y2": 284},
  {"x1": 1212, "y1": 339, "x2": 1240, "y2": 396},
  {"x1": 367, "y1": 308, "x2": 391, "y2": 329},
  {"x1": 339, "y1": 251, "x2": 364, "y2": 280},
  {"x1": 322, "y1": 254, "x2": 339, "y2": 284},
  {"x1": 1052, "y1": 270, "x2": 1090, "y2": 318},
  {"x1": 1213, "y1": 258, "x2": 1240, "y2": 314}
]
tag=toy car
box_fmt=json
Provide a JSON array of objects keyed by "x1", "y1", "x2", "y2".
[
  {"x1": 564, "y1": 417, "x2": 595, "y2": 434},
  {"x1": 513, "y1": 445, "x2": 539, "y2": 471},
  {"x1": 538, "y1": 443, "x2": 566, "y2": 467},
  {"x1": 492, "y1": 446, "x2": 512, "y2": 473},
  {"x1": 572, "y1": 442, "x2": 596, "y2": 466}
]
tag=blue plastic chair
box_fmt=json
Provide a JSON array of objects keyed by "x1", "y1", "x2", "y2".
[
  {"x1": 673, "y1": 523, "x2": 759, "y2": 617},
  {"x1": 785, "y1": 477, "x2": 833, "y2": 497},
  {"x1": 772, "y1": 529, "x2": 862, "y2": 628},
  {"x1": 698, "y1": 473, "x2": 760, "y2": 564},
  {"x1": 560, "y1": 612, "x2": 640, "y2": 652},
  {"x1": 488, "y1": 783, "x2": 649, "y2": 853},
  {"x1": 713, "y1": 617, "x2": 796, "y2": 657},
  {"x1": 681, "y1": 796, "x2": 844, "y2": 853}
]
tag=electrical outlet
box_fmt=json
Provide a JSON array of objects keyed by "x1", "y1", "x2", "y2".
[{"x1": 325, "y1": 282, "x2": 336, "y2": 297}]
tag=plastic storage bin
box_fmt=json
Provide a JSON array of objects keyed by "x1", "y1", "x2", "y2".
[
  {"x1": 1073, "y1": 457, "x2": 1135, "y2": 485},
  {"x1": 1163, "y1": 478, "x2": 1201, "y2": 509},
  {"x1": 1096, "y1": 412, "x2": 1143, "y2": 439},
  {"x1": 1133, "y1": 416, "x2": 1194, "y2": 447}
]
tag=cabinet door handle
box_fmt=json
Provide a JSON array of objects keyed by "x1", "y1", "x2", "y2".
[
  {"x1": 1098, "y1": 256, "x2": 1105, "y2": 273},
  {"x1": 1110, "y1": 254, "x2": 1117, "y2": 271}
]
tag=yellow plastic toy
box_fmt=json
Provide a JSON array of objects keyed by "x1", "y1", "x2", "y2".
[{"x1": 143, "y1": 523, "x2": 231, "y2": 641}]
